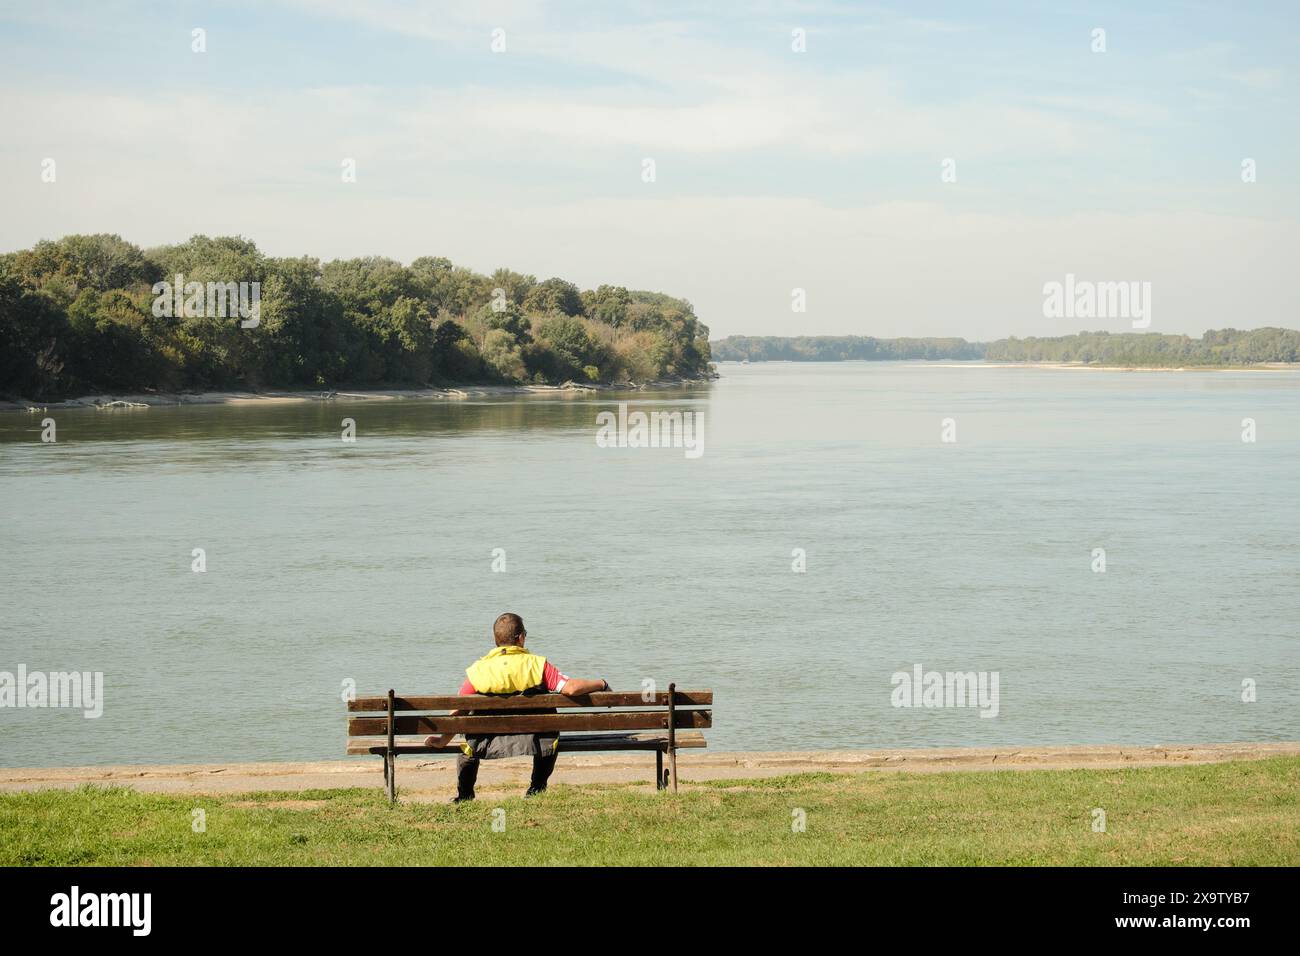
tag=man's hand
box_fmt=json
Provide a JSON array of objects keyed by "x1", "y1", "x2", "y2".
[{"x1": 424, "y1": 709, "x2": 465, "y2": 748}]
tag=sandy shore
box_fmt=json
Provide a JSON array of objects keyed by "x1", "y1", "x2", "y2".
[
  {"x1": 0, "y1": 379, "x2": 713, "y2": 413},
  {"x1": 9, "y1": 364, "x2": 1296, "y2": 411},
  {"x1": 2, "y1": 742, "x2": 1294, "y2": 799}
]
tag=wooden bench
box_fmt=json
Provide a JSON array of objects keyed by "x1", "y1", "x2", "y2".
[{"x1": 347, "y1": 684, "x2": 712, "y2": 801}]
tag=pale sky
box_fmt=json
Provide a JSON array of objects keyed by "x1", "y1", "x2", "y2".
[{"x1": 1, "y1": 0, "x2": 1296, "y2": 339}]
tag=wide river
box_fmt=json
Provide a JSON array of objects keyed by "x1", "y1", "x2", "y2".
[{"x1": 2, "y1": 362, "x2": 1298, "y2": 766}]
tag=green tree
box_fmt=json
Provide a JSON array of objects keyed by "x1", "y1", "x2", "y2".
[
  {"x1": 12, "y1": 234, "x2": 158, "y2": 295},
  {"x1": 0, "y1": 261, "x2": 72, "y2": 398},
  {"x1": 481, "y1": 328, "x2": 528, "y2": 382},
  {"x1": 524, "y1": 278, "x2": 585, "y2": 317},
  {"x1": 587, "y1": 284, "x2": 631, "y2": 328}
]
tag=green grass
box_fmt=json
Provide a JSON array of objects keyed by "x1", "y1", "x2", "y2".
[{"x1": 2, "y1": 757, "x2": 1297, "y2": 866}]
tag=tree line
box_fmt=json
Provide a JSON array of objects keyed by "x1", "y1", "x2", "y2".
[
  {"x1": 983, "y1": 329, "x2": 1300, "y2": 365},
  {"x1": 711, "y1": 329, "x2": 1300, "y2": 366},
  {"x1": 0, "y1": 234, "x2": 713, "y2": 400},
  {"x1": 710, "y1": 335, "x2": 984, "y2": 362}
]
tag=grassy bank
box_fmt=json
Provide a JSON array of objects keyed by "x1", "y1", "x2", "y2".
[{"x1": 3, "y1": 757, "x2": 1297, "y2": 866}]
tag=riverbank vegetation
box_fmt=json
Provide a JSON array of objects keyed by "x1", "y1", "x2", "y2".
[
  {"x1": 712, "y1": 328, "x2": 1300, "y2": 366},
  {"x1": 2, "y1": 757, "x2": 1295, "y2": 865},
  {"x1": 711, "y1": 335, "x2": 984, "y2": 362},
  {"x1": 984, "y1": 328, "x2": 1300, "y2": 366},
  {"x1": 0, "y1": 234, "x2": 713, "y2": 400}
]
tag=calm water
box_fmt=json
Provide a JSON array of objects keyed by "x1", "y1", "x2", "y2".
[{"x1": 2, "y1": 363, "x2": 1298, "y2": 766}]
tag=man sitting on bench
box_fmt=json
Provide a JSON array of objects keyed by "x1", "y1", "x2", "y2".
[{"x1": 425, "y1": 612, "x2": 610, "y2": 803}]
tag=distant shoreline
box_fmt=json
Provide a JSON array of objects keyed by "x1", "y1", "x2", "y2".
[
  {"x1": 0, "y1": 378, "x2": 714, "y2": 413},
  {"x1": 709, "y1": 329, "x2": 1300, "y2": 366}
]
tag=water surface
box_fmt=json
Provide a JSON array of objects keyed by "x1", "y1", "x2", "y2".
[{"x1": 2, "y1": 363, "x2": 1297, "y2": 765}]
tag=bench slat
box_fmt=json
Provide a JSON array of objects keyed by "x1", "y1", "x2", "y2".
[
  {"x1": 347, "y1": 690, "x2": 713, "y2": 712},
  {"x1": 345, "y1": 730, "x2": 708, "y2": 756},
  {"x1": 347, "y1": 709, "x2": 711, "y2": 737}
]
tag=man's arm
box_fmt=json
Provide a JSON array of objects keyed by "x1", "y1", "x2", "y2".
[
  {"x1": 556, "y1": 677, "x2": 610, "y2": 696},
  {"x1": 424, "y1": 709, "x2": 462, "y2": 749},
  {"x1": 546, "y1": 660, "x2": 609, "y2": 698},
  {"x1": 425, "y1": 678, "x2": 476, "y2": 748}
]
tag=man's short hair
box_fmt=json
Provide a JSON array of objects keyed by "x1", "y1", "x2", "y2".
[{"x1": 494, "y1": 612, "x2": 526, "y2": 646}]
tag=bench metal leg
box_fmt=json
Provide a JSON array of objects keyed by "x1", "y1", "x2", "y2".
[
  {"x1": 667, "y1": 682, "x2": 678, "y2": 793},
  {"x1": 386, "y1": 688, "x2": 397, "y2": 804},
  {"x1": 656, "y1": 748, "x2": 665, "y2": 790}
]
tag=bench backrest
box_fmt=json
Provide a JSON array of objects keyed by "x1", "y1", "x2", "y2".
[{"x1": 347, "y1": 689, "x2": 712, "y2": 738}]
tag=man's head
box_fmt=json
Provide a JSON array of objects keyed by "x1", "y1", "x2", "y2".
[{"x1": 493, "y1": 612, "x2": 527, "y2": 647}]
